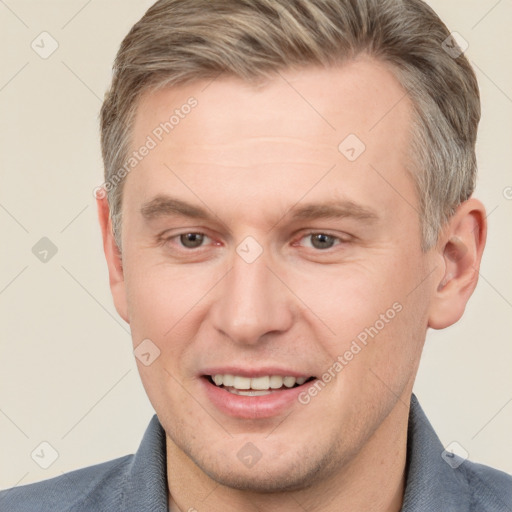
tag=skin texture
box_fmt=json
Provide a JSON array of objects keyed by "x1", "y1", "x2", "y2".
[{"x1": 98, "y1": 57, "x2": 486, "y2": 512}]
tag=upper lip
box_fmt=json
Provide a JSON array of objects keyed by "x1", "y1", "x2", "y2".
[{"x1": 200, "y1": 367, "x2": 315, "y2": 378}]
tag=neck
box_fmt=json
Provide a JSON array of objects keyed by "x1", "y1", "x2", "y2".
[{"x1": 166, "y1": 398, "x2": 410, "y2": 512}]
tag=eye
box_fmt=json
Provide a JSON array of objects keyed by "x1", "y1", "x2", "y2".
[
  {"x1": 178, "y1": 232, "x2": 210, "y2": 248},
  {"x1": 301, "y1": 233, "x2": 341, "y2": 250}
]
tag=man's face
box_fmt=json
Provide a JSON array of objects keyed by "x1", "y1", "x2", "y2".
[{"x1": 117, "y1": 58, "x2": 437, "y2": 491}]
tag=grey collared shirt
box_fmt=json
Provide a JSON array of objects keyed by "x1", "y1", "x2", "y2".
[{"x1": 1, "y1": 394, "x2": 511, "y2": 511}]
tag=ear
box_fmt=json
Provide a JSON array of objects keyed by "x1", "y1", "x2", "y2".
[
  {"x1": 96, "y1": 190, "x2": 130, "y2": 324},
  {"x1": 428, "y1": 198, "x2": 487, "y2": 329}
]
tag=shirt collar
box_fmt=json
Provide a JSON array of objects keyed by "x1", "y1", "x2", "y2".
[
  {"x1": 401, "y1": 394, "x2": 471, "y2": 511},
  {"x1": 121, "y1": 414, "x2": 169, "y2": 511}
]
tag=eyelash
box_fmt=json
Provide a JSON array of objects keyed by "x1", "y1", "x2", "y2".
[
  {"x1": 159, "y1": 231, "x2": 348, "y2": 251},
  {"x1": 296, "y1": 232, "x2": 344, "y2": 250}
]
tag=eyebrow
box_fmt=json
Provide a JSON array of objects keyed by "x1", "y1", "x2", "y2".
[
  {"x1": 140, "y1": 195, "x2": 379, "y2": 224},
  {"x1": 140, "y1": 196, "x2": 212, "y2": 221},
  {"x1": 289, "y1": 201, "x2": 379, "y2": 222}
]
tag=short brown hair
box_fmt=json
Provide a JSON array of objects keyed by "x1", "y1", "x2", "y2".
[{"x1": 100, "y1": 0, "x2": 480, "y2": 251}]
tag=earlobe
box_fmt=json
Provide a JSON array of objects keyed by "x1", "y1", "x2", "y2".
[
  {"x1": 428, "y1": 198, "x2": 487, "y2": 330},
  {"x1": 96, "y1": 191, "x2": 130, "y2": 324}
]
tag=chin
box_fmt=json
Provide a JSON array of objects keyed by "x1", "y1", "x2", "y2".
[
  {"x1": 197, "y1": 444, "x2": 339, "y2": 494},
  {"x1": 203, "y1": 466, "x2": 315, "y2": 493}
]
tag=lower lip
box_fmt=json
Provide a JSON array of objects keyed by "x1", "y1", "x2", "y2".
[{"x1": 201, "y1": 377, "x2": 315, "y2": 419}]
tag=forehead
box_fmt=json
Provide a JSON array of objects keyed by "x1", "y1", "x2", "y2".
[
  {"x1": 134, "y1": 56, "x2": 410, "y2": 146},
  {"x1": 125, "y1": 57, "x2": 415, "y2": 227}
]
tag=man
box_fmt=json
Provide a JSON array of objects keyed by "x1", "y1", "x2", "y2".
[{"x1": 1, "y1": 0, "x2": 511, "y2": 510}]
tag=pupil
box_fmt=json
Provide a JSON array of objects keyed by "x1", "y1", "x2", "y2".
[
  {"x1": 312, "y1": 233, "x2": 334, "y2": 249},
  {"x1": 180, "y1": 233, "x2": 204, "y2": 248}
]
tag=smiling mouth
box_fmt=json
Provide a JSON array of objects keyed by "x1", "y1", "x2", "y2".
[{"x1": 205, "y1": 374, "x2": 316, "y2": 396}]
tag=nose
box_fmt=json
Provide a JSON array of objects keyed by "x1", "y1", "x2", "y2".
[{"x1": 211, "y1": 249, "x2": 294, "y2": 346}]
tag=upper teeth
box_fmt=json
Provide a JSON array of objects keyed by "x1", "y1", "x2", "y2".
[{"x1": 212, "y1": 374, "x2": 308, "y2": 390}]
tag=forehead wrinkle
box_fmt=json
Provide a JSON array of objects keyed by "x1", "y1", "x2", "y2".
[
  {"x1": 168, "y1": 160, "x2": 335, "y2": 170},
  {"x1": 167, "y1": 137, "x2": 340, "y2": 169},
  {"x1": 184, "y1": 136, "x2": 338, "y2": 151}
]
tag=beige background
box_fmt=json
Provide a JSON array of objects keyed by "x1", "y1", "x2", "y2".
[{"x1": 0, "y1": 0, "x2": 511, "y2": 489}]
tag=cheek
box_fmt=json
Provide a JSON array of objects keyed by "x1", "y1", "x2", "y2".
[
  {"x1": 124, "y1": 259, "x2": 210, "y2": 338},
  {"x1": 292, "y1": 262, "x2": 403, "y2": 336},
  {"x1": 293, "y1": 254, "x2": 428, "y2": 372}
]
